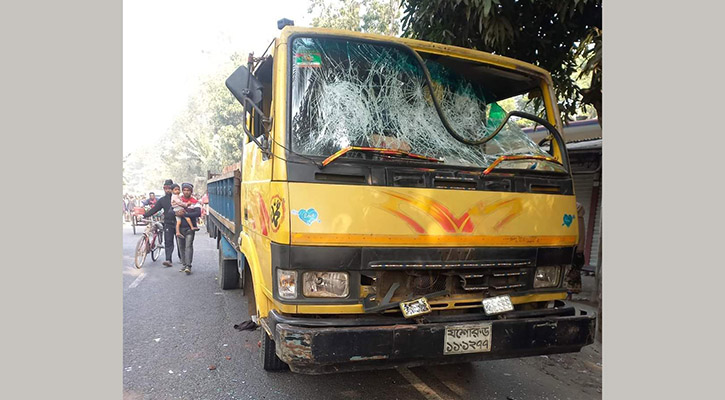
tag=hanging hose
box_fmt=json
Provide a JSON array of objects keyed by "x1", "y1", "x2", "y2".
[{"x1": 402, "y1": 44, "x2": 567, "y2": 163}]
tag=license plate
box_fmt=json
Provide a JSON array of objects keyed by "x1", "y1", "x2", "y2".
[
  {"x1": 444, "y1": 323, "x2": 492, "y2": 355},
  {"x1": 482, "y1": 295, "x2": 514, "y2": 316},
  {"x1": 400, "y1": 297, "x2": 431, "y2": 318}
]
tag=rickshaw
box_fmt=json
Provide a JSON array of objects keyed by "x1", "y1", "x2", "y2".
[
  {"x1": 131, "y1": 205, "x2": 162, "y2": 234},
  {"x1": 130, "y1": 207, "x2": 146, "y2": 235}
]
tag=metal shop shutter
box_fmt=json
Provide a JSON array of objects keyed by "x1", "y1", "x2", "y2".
[
  {"x1": 573, "y1": 173, "x2": 594, "y2": 241},
  {"x1": 589, "y1": 180, "x2": 602, "y2": 266}
]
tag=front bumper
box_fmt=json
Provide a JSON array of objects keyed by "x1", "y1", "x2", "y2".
[{"x1": 266, "y1": 301, "x2": 596, "y2": 374}]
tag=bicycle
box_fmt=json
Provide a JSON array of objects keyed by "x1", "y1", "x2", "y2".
[
  {"x1": 134, "y1": 218, "x2": 164, "y2": 269},
  {"x1": 131, "y1": 206, "x2": 162, "y2": 235}
]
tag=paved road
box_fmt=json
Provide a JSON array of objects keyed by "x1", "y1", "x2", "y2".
[{"x1": 123, "y1": 223, "x2": 602, "y2": 400}]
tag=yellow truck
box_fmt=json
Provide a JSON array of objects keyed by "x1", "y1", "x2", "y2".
[{"x1": 206, "y1": 23, "x2": 595, "y2": 374}]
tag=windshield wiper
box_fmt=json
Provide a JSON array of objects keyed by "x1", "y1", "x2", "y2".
[
  {"x1": 481, "y1": 155, "x2": 563, "y2": 176},
  {"x1": 321, "y1": 146, "x2": 443, "y2": 168}
]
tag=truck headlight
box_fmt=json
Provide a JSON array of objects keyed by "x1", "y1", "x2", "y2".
[
  {"x1": 302, "y1": 272, "x2": 349, "y2": 298},
  {"x1": 534, "y1": 266, "x2": 561, "y2": 288},
  {"x1": 277, "y1": 269, "x2": 297, "y2": 299}
]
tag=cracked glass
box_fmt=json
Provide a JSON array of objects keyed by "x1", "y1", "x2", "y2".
[{"x1": 290, "y1": 36, "x2": 560, "y2": 171}]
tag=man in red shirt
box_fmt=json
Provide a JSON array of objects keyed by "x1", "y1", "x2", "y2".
[
  {"x1": 176, "y1": 183, "x2": 202, "y2": 274},
  {"x1": 200, "y1": 192, "x2": 209, "y2": 220},
  {"x1": 142, "y1": 192, "x2": 157, "y2": 207}
]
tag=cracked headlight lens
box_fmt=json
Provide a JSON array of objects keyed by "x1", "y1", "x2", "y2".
[
  {"x1": 534, "y1": 266, "x2": 561, "y2": 288},
  {"x1": 277, "y1": 269, "x2": 297, "y2": 299},
  {"x1": 303, "y1": 272, "x2": 349, "y2": 298}
]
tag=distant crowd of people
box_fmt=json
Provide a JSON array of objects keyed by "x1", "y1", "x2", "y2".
[{"x1": 124, "y1": 179, "x2": 209, "y2": 275}]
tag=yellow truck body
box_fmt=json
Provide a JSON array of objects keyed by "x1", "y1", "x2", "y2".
[{"x1": 206, "y1": 25, "x2": 595, "y2": 374}]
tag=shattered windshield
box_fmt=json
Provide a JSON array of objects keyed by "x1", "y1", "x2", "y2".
[{"x1": 290, "y1": 36, "x2": 560, "y2": 171}]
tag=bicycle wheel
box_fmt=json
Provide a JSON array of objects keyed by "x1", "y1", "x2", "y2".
[
  {"x1": 150, "y1": 231, "x2": 163, "y2": 261},
  {"x1": 134, "y1": 235, "x2": 149, "y2": 269}
]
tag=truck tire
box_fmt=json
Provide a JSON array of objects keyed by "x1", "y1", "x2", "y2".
[
  {"x1": 261, "y1": 328, "x2": 288, "y2": 371},
  {"x1": 219, "y1": 244, "x2": 240, "y2": 290}
]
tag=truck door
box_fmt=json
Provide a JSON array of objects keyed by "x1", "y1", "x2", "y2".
[
  {"x1": 240, "y1": 54, "x2": 277, "y2": 300},
  {"x1": 242, "y1": 55, "x2": 274, "y2": 235}
]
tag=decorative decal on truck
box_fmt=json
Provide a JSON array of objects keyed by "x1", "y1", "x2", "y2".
[
  {"x1": 270, "y1": 195, "x2": 285, "y2": 232},
  {"x1": 379, "y1": 191, "x2": 523, "y2": 234},
  {"x1": 562, "y1": 214, "x2": 574, "y2": 227},
  {"x1": 292, "y1": 208, "x2": 320, "y2": 226},
  {"x1": 294, "y1": 52, "x2": 321, "y2": 67},
  {"x1": 257, "y1": 194, "x2": 270, "y2": 235}
]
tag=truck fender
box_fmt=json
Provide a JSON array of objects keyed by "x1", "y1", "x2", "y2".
[{"x1": 238, "y1": 231, "x2": 270, "y2": 318}]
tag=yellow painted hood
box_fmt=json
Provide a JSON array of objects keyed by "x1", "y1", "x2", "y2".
[{"x1": 287, "y1": 183, "x2": 578, "y2": 247}]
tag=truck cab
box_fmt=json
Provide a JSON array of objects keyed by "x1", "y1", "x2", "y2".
[{"x1": 206, "y1": 25, "x2": 595, "y2": 374}]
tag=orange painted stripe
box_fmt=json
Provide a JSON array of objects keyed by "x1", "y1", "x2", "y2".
[
  {"x1": 510, "y1": 291, "x2": 567, "y2": 304},
  {"x1": 386, "y1": 209, "x2": 426, "y2": 234},
  {"x1": 291, "y1": 233, "x2": 577, "y2": 247}
]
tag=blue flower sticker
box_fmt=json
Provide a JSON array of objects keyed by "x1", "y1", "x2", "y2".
[
  {"x1": 292, "y1": 208, "x2": 321, "y2": 226},
  {"x1": 562, "y1": 214, "x2": 574, "y2": 227}
]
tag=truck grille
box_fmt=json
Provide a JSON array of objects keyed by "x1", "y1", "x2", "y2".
[
  {"x1": 372, "y1": 267, "x2": 533, "y2": 301},
  {"x1": 458, "y1": 270, "x2": 529, "y2": 291}
]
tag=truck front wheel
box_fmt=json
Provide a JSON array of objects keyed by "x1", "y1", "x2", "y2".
[
  {"x1": 218, "y1": 244, "x2": 240, "y2": 290},
  {"x1": 219, "y1": 238, "x2": 239, "y2": 290},
  {"x1": 260, "y1": 328, "x2": 288, "y2": 371}
]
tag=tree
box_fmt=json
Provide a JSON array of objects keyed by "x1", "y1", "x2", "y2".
[
  {"x1": 576, "y1": 26, "x2": 602, "y2": 123},
  {"x1": 123, "y1": 145, "x2": 165, "y2": 194},
  {"x1": 157, "y1": 53, "x2": 248, "y2": 185},
  {"x1": 400, "y1": 0, "x2": 602, "y2": 124},
  {"x1": 308, "y1": 0, "x2": 401, "y2": 35},
  {"x1": 123, "y1": 53, "x2": 250, "y2": 193},
  {"x1": 362, "y1": 0, "x2": 402, "y2": 35}
]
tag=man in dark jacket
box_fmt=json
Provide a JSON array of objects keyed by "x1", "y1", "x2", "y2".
[
  {"x1": 142, "y1": 179, "x2": 177, "y2": 267},
  {"x1": 176, "y1": 183, "x2": 202, "y2": 274}
]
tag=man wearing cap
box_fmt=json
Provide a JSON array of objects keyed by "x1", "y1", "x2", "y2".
[
  {"x1": 143, "y1": 179, "x2": 178, "y2": 267},
  {"x1": 176, "y1": 183, "x2": 202, "y2": 274}
]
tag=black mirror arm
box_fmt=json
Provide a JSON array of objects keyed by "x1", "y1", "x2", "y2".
[
  {"x1": 502, "y1": 111, "x2": 570, "y2": 171},
  {"x1": 241, "y1": 96, "x2": 272, "y2": 157},
  {"x1": 480, "y1": 111, "x2": 570, "y2": 172},
  {"x1": 400, "y1": 43, "x2": 568, "y2": 170}
]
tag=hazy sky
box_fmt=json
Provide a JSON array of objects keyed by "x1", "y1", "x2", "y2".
[{"x1": 123, "y1": 0, "x2": 312, "y2": 155}]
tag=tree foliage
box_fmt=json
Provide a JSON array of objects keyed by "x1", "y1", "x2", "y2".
[
  {"x1": 308, "y1": 0, "x2": 401, "y2": 35},
  {"x1": 157, "y1": 55, "x2": 248, "y2": 184},
  {"x1": 575, "y1": 26, "x2": 601, "y2": 122},
  {"x1": 400, "y1": 0, "x2": 602, "y2": 123},
  {"x1": 123, "y1": 53, "x2": 248, "y2": 194}
]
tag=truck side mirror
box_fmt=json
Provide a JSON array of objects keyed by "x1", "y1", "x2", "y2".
[
  {"x1": 226, "y1": 65, "x2": 263, "y2": 106},
  {"x1": 225, "y1": 66, "x2": 270, "y2": 155}
]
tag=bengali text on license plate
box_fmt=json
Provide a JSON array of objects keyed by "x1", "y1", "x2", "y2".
[{"x1": 443, "y1": 323, "x2": 492, "y2": 355}]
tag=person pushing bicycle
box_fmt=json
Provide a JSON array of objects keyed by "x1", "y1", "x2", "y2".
[{"x1": 142, "y1": 179, "x2": 179, "y2": 267}]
